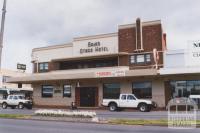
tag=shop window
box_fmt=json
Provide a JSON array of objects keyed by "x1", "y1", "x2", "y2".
[
  {"x1": 171, "y1": 80, "x2": 200, "y2": 98},
  {"x1": 39, "y1": 63, "x2": 48, "y2": 72},
  {"x1": 103, "y1": 83, "x2": 120, "y2": 99},
  {"x1": 132, "y1": 82, "x2": 152, "y2": 99},
  {"x1": 63, "y1": 85, "x2": 72, "y2": 97},
  {"x1": 42, "y1": 85, "x2": 53, "y2": 98},
  {"x1": 130, "y1": 54, "x2": 151, "y2": 64}
]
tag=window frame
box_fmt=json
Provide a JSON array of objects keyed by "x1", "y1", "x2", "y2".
[
  {"x1": 103, "y1": 83, "x2": 120, "y2": 99},
  {"x1": 63, "y1": 84, "x2": 72, "y2": 97},
  {"x1": 41, "y1": 85, "x2": 54, "y2": 98},
  {"x1": 130, "y1": 53, "x2": 151, "y2": 64},
  {"x1": 2, "y1": 76, "x2": 10, "y2": 83},
  {"x1": 39, "y1": 62, "x2": 49, "y2": 72}
]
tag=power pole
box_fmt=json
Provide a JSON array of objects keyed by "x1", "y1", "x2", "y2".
[{"x1": 0, "y1": 0, "x2": 7, "y2": 69}]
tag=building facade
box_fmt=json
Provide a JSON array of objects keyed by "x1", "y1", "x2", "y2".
[{"x1": 8, "y1": 18, "x2": 169, "y2": 108}]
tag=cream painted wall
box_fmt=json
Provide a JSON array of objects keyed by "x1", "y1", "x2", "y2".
[
  {"x1": 0, "y1": 69, "x2": 32, "y2": 90},
  {"x1": 33, "y1": 82, "x2": 75, "y2": 106},
  {"x1": 32, "y1": 34, "x2": 118, "y2": 63},
  {"x1": 32, "y1": 78, "x2": 166, "y2": 108},
  {"x1": 32, "y1": 46, "x2": 73, "y2": 62},
  {"x1": 152, "y1": 79, "x2": 165, "y2": 107}
]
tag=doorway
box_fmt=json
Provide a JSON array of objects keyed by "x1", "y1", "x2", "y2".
[{"x1": 76, "y1": 87, "x2": 98, "y2": 107}]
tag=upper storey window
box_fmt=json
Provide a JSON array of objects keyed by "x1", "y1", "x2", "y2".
[
  {"x1": 39, "y1": 62, "x2": 48, "y2": 72},
  {"x1": 130, "y1": 54, "x2": 151, "y2": 64}
]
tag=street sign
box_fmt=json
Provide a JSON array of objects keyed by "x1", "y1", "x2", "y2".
[{"x1": 17, "y1": 63, "x2": 26, "y2": 70}]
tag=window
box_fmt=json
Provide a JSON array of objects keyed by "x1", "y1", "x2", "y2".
[
  {"x1": 170, "y1": 80, "x2": 200, "y2": 98},
  {"x1": 132, "y1": 82, "x2": 152, "y2": 99},
  {"x1": 146, "y1": 54, "x2": 151, "y2": 62},
  {"x1": 130, "y1": 56, "x2": 135, "y2": 64},
  {"x1": 18, "y1": 83, "x2": 22, "y2": 88},
  {"x1": 2, "y1": 76, "x2": 10, "y2": 83},
  {"x1": 103, "y1": 83, "x2": 120, "y2": 99},
  {"x1": 39, "y1": 63, "x2": 48, "y2": 72},
  {"x1": 9, "y1": 96, "x2": 13, "y2": 99},
  {"x1": 63, "y1": 85, "x2": 72, "y2": 97},
  {"x1": 130, "y1": 54, "x2": 151, "y2": 64},
  {"x1": 127, "y1": 95, "x2": 135, "y2": 100},
  {"x1": 13, "y1": 96, "x2": 18, "y2": 100},
  {"x1": 121, "y1": 95, "x2": 127, "y2": 100},
  {"x1": 137, "y1": 55, "x2": 145, "y2": 63},
  {"x1": 42, "y1": 85, "x2": 53, "y2": 98}
]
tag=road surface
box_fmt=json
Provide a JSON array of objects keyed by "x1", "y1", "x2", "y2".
[{"x1": 0, "y1": 119, "x2": 199, "y2": 133}]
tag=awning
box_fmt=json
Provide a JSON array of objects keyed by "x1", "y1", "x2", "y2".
[
  {"x1": 7, "y1": 67, "x2": 158, "y2": 84},
  {"x1": 159, "y1": 67, "x2": 200, "y2": 75}
]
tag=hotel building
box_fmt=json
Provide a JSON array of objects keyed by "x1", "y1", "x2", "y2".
[{"x1": 8, "y1": 18, "x2": 200, "y2": 108}]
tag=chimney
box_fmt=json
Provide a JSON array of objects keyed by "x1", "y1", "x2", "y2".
[{"x1": 136, "y1": 18, "x2": 143, "y2": 50}]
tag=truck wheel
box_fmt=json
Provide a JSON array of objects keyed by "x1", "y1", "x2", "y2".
[
  {"x1": 2, "y1": 102, "x2": 7, "y2": 109},
  {"x1": 109, "y1": 103, "x2": 117, "y2": 111},
  {"x1": 18, "y1": 103, "x2": 24, "y2": 109},
  {"x1": 139, "y1": 103, "x2": 148, "y2": 112}
]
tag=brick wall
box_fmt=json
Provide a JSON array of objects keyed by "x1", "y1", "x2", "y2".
[{"x1": 118, "y1": 19, "x2": 165, "y2": 69}]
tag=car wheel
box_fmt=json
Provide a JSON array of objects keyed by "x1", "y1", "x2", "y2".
[
  {"x1": 139, "y1": 103, "x2": 148, "y2": 112},
  {"x1": 2, "y1": 102, "x2": 7, "y2": 109},
  {"x1": 109, "y1": 103, "x2": 117, "y2": 111},
  {"x1": 18, "y1": 103, "x2": 24, "y2": 109}
]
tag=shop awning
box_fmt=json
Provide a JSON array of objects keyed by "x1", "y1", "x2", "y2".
[
  {"x1": 159, "y1": 67, "x2": 200, "y2": 75},
  {"x1": 7, "y1": 67, "x2": 158, "y2": 84}
]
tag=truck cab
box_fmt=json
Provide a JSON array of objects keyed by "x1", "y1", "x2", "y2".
[{"x1": 102, "y1": 94, "x2": 157, "y2": 112}]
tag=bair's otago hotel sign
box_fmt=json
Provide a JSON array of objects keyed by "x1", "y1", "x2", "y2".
[
  {"x1": 186, "y1": 40, "x2": 200, "y2": 67},
  {"x1": 73, "y1": 35, "x2": 118, "y2": 57},
  {"x1": 80, "y1": 41, "x2": 109, "y2": 54}
]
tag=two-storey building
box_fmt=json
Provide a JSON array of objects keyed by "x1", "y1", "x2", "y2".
[{"x1": 8, "y1": 18, "x2": 167, "y2": 108}]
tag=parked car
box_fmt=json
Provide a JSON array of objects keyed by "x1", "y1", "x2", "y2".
[
  {"x1": 0, "y1": 95, "x2": 33, "y2": 109},
  {"x1": 102, "y1": 94, "x2": 157, "y2": 112}
]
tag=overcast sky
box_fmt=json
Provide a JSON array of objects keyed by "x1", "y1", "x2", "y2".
[{"x1": 0, "y1": 0, "x2": 200, "y2": 72}]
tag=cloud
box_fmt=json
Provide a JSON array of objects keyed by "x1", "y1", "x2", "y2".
[{"x1": 0, "y1": 0, "x2": 200, "y2": 72}]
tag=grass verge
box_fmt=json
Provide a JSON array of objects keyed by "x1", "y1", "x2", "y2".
[
  {"x1": 0, "y1": 114, "x2": 31, "y2": 119},
  {"x1": 109, "y1": 119, "x2": 200, "y2": 126}
]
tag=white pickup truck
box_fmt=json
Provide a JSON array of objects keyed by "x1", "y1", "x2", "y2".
[
  {"x1": 102, "y1": 94, "x2": 157, "y2": 112},
  {"x1": 0, "y1": 95, "x2": 33, "y2": 109}
]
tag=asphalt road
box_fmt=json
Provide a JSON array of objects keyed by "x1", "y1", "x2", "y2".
[
  {"x1": 0, "y1": 108, "x2": 200, "y2": 120},
  {"x1": 0, "y1": 119, "x2": 199, "y2": 133}
]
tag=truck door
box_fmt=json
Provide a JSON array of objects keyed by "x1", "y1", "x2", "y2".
[
  {"x1": 119, "y1": 94, "x2": 127, "y2": 107},
  {"x1": 127, "y1": 95, "x2": 138, "y2": 108},
  {"x1": 12, "y1": 96, "x2": 19, "y2": 106}
]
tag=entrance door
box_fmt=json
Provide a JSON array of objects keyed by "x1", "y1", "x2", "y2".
[{"x1": 79, "y1": 87, "x2": 96, "y2": 107}]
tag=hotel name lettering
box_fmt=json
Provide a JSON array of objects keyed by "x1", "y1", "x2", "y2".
[
  {"x1": 192, "y1": 41, "x2": 200, "y2": 57},
  {"x1": 80, "y1": 42, "x2": 109, "y2": 54}
]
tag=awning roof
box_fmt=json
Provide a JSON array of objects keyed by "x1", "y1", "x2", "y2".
[{"x1": 7, "y1": 67, "x2": 158, "y2": 84}]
